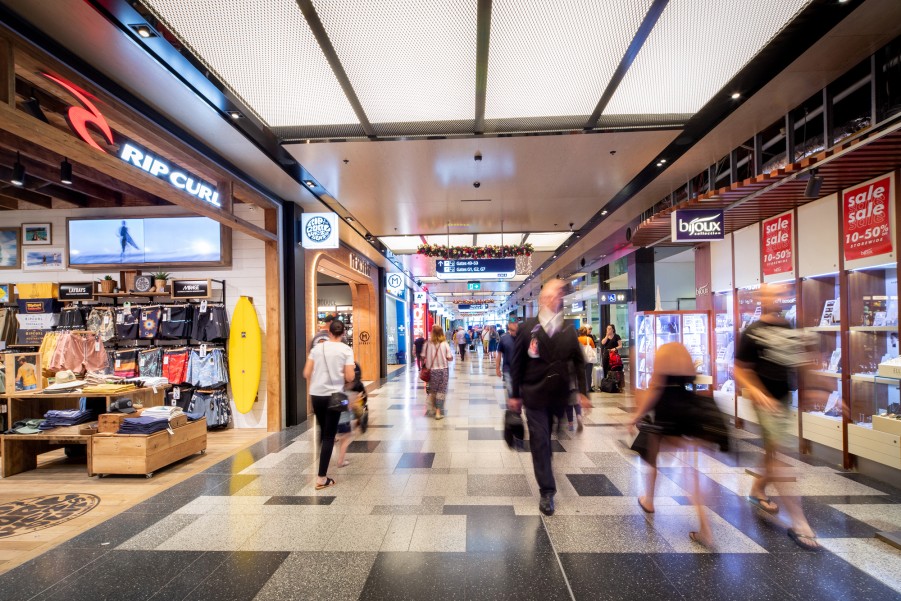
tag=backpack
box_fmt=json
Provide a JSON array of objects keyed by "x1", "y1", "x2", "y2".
[
  {"x1": 464, "y1": 332, "x2": 471, "y2": 344},
  {"x1": 582, "y1": 340, "x2": 597, "y2": 364},
  {"x1": 608, "y1": 349, "x2": 623, "y2": 370},
  {"x1": 600, "y1": 372, "x2": 620, "y2": 393}
]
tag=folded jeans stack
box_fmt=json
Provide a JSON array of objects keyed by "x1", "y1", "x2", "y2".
[
  {"x1": 39, "y1": 408, "x2": 95, "y2": 429},
  {"x1": 117, "y1": 416, "x2": 171, "y2": 435}
]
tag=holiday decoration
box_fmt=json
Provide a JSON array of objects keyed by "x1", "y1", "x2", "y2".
[{"x1": 416, "y1": 243, "x2": 533, "y2": 259}]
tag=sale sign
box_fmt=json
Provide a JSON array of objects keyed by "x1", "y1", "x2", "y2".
[
  {"x1": 762, "y1": 212, "x2": 793, "y2": 276},
  {"x1": 843, "y1": 174, "x2": 893, "y2": 262}
]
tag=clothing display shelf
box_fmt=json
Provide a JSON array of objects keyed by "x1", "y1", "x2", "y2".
[{"x1": 634, "y1": 310, "x2": 712, "y2": 391}]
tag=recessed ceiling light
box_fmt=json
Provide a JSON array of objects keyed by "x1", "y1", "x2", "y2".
[
  {"x1": 601, "y1": 210, "x2": 608, "y2": 216},
  {"x1": 731, "y1": 92, "x2": 741, "y2": 99},
  {"x1": 60, "y1": 158, "x2": 73, "y2": 185},
  {"x1": 227, "y1": 110, "x2": 242, "y2": 120},
  {"x1": 659, "y1": 159, "x2": 667, "y2": 163},
  {"x1": 345, "y1": 216, "x2": 355, "y2": 223},
  {"x1": 304, "y1": 180, "x2": 316, "y2": 188},
  {"x1": 11, "y1": 152, "x2": 25, "y2": 186},
  {"x1": 656, "y1": 163, "x2": 663, "y2": 167},
  {"x1": 129, "y1": 24, "x2": 157, "y2": 38}
]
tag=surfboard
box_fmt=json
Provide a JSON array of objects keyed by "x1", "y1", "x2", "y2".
[{"x1": 228, "y1": 296, "x2": 263, "y2": 414}]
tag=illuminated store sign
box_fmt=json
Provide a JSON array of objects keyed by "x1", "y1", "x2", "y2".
[
  {"x1": 435, "y1": 258, "x2": 515, "y2": 280},
  {"x1": 671, "y1": 210, "x2": 724, "y2": 242},
  {"x1": 301, "y1": 212, "x2": 339, "y2": 249},
  {"x1": 120, "y1": 142, "x2": 220, "y2": 207}
]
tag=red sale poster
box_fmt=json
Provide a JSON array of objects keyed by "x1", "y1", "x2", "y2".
[
  {"x1": 843, "y1": 174, "x2": 893, "y2": 262},
  {"x1": 762, "y1": 212, "x2": 793, "y2": 276}
]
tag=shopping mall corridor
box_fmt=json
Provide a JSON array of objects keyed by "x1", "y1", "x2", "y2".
[{"x1": 1, "y1": 352, "x2": 900, "y2": 601}]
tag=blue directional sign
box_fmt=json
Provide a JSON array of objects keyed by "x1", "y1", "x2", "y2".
[
  {"x1": 598, "y1": 289, "x2": 633, "y2": 305},
  {"x1": 435, "y1": 258, "x2": 516, "y2": 280}
]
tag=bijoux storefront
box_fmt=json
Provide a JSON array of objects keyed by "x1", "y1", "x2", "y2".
[{"x1": 0, "y1": 27, "x2": 283, "y2": 433}]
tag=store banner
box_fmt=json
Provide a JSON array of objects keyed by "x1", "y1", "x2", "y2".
[
  {"x1": 843, "y1": 173, "x2": 893, "y2": 262},
  {"x1": 671, "y1": 209, "x2": 725, "y2": 242},
  {"x1": 762, "y1": 212, "x2": 793, "y2": 277},
  {"x1": 300, "y1": 213, "x2": 339, "y2": 249},
  {"x1": 395, "y1": 299, "x2": 407, "y2": 359},
  {"x1": 413, "y1": 303, "x2": 428, "y2": 339}
]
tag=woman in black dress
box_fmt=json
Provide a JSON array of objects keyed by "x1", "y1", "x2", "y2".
[
  {"x1": 628, "y1": 342, "x2": 714, "y2": 548},
  {"x1": 600, "y1": 324, "x2": 623, "y2": 375}
]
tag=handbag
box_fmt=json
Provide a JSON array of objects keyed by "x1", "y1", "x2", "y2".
[
  {"x1": 630, "y1": 416, "x2": 662, "y2": 463},
  {"x1": 320, "y1": 344, "x2": 350, "y2": 412},
  {"x1": 582, "y1": 340, "x2": 597, "y2": 364},
  {"x1": 419, "y1": 341, "x2": 437, "y2": 382},
  {"x1": 608, "y1": 349, "x2": 623, "y2": 370}
]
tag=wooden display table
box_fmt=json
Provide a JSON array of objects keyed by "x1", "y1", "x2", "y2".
[
  {"x1": 92, "y1": 418, "x2": 207, "y2": 478},
  {"x1": 0, "y1": 387, "x2": 167, "y2": 478},
  {"x1": 1, "y1": 425, "x2": 95, "y2": 477}
]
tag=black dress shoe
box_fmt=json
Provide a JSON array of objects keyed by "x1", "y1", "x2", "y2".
[{"x1": 539, "y1": 495, "x2": 555, "y2": 516}]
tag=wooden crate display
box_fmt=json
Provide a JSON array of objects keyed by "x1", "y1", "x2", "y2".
[{"x1": 92, "y1": 418, "x2": 206, "y2": 477}]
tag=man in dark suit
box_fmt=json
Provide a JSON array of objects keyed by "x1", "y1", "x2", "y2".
[{"x1": 509, "y1": 279, "x2": 591, "y2": 516}]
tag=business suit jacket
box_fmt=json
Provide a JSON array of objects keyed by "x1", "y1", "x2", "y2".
[{"x1": 510, "y1": 317, "x2": 587, "y2": 410}]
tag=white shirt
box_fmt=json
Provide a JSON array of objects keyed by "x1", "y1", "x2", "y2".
[
  {"x1": 454, "y1": 330, "x2": 466, "y2": 345},
  {"x1": 423, "y1": 340, "x2": 453, "y2": 370},
  {"x1": 538, "y1": 308, "x2": 563, "y2": 337},
  {"x1": 308, "y1": 341, "x2": 354, "y2": 396}
]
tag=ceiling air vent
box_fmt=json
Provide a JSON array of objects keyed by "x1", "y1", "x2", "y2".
[{"x1": 460, "y1": 198, "x2": 492, "y2": 202}]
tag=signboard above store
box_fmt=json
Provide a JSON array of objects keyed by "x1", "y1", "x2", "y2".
[
  {"x1": 435, "y1": 258, "x2": 516, "y2": 280},
  {"x1": 598, "y1": 289, "x2": 633, "y2": 305},
  {"x1": 458, "y1": 304, "x2": 489, "y2": 312},
  {"x1": 386, "y1": 273, "x2": 404, "y2": 294},
  {"x1": 671, "y1": 210, "x2": 725, "y2": 242},
  {"x1": 414, "y1": 292, "x2": 427, "y2": 304},
  {"x1": 300, "y1": 213, "x2": 339, "y2": 249}
]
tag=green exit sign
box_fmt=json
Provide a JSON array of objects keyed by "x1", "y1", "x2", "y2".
[{"x1": 467, "y1": 281, "x2": 481, "y2": 290}]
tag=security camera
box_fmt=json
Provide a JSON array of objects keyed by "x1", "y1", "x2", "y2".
[
  {"x1": 474, "y1": 152, "x2": 482, "y2": 162},
  {"x1": 473, "y1": 181, "x2": 480, "y2": 188},
  {"x1": 609, "y1": 150, "x2": 616, "y2": 156}
]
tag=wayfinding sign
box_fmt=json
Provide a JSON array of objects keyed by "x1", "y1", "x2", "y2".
[{"x1": 435, "y1": 258, "x2": 516, "y2": 280}]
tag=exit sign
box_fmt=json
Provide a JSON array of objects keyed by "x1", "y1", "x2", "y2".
[{"x1": 467, "y1": 281, "x2": 481, "y2": 290}]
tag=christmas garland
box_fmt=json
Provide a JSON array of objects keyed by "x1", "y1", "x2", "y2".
[{"x1": 417, "y1": 243, "x2": 533, "y2": 258}]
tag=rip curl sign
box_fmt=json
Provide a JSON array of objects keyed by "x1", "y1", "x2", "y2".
[{"x1": 671, "y1": 210, "x2": 725, "y2": 242}]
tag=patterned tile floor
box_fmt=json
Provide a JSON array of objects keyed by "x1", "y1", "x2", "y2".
[{"x1": 2, "y1": 355, "x2": 901, "y2": 600}]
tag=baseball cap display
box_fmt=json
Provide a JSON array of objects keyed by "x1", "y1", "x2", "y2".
[{"x1": 109, "y1": 399, "x2": 136, "y2": 414}]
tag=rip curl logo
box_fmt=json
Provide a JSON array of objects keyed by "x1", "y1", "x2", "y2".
[{"x1": 43, "y1": 73, "x2": 114, "y2": 153}]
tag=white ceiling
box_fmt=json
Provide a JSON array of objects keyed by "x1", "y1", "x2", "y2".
[
  {"x1": 139, "y1": 0, "x2": 813, "y2": 136},
  {"x1": 286, "y1": 130, "x2": 679, "y2": 235}
]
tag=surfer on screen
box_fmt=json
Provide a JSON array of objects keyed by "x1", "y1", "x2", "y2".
[{"x1": 118, "y1": 220, "x2": 140, "y2": 259}]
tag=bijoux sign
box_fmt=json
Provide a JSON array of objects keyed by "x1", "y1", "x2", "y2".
[
  {"x1": 300, "y1": 213, "x2": 339, "y2": 249},
  {"x1": 44, "y1": 74, "x2": 222, "y2": 209},
  {"x1": 671, "y1": 210, "x2": 725, "y2": 242},
  {"x1": 58, "y1": 282, "x2": 94, "y2": 301}
]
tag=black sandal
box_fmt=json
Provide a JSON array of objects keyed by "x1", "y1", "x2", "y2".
[
  {"x1": 315, "y1": 477, "x2": 336, "y2": 490},
  {"x1": 788, "y1": 528, "x2": 820, "y2": 551}
]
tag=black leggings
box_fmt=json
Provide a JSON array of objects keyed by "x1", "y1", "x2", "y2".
[{"x1": 311, "y1": 395, "x2": 341, "y2": 477}]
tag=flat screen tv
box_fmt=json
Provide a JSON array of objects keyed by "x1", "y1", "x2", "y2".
[{"x1": 67, "y1": 216, "x2": 229, "y2": 268}]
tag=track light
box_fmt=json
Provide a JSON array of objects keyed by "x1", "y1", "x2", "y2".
[
  {"x1": 804, "y1": 168, "x2": 824, "y2": 199},
  {"x1": 129, "y1": 23, "x2": 158, "y2": 38},
  {"x1": 60, "y1": 158, "x2": 73, "y2": 185},
  {"x1": 11, "y1": 152, "x2": 25, "y2": 186}
]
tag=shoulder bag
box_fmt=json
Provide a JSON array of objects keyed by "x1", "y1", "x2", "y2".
[
  {"x1": 419, "y1": 342, "x2": 436, "y2": 382},
  {"x1": 320, "y1": 344, "x2": 349, "y2": 412}
]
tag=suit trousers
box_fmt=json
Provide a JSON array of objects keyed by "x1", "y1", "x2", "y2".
[{"x1": 525, "y1": 405, "x2": 563, "y2": 497}]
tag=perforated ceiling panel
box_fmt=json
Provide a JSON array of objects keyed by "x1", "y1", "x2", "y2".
[
  {"x1": 485, "y1": 0, "x2": 652, "y2": 120},
  {"x1": 604, "y1": 0, "x2": 813, "y2": 116},
  {"x1": 313, "y1": 0, "x2": 478, "y2": 124},
  {"x1": 142, "y1": 0, "x2": 358, "y2": 127}
]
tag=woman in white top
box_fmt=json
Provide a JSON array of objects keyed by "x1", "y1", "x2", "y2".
[
  {"x1": 303, "y1": 319, "x2": 355, "y2": 490},
  {"x1": 423, "y1": 324, "x2": 454, "y2": 419}
]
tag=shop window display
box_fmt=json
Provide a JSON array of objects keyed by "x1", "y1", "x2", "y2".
[
  {"x1": 635, "y1": 311, "x2": 711, "y2": 390},
  {"x1": 713, "y1": 291, "x2": 735, "y2": 415}
]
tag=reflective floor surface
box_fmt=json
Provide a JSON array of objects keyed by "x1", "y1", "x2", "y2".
[{"x1": 1, "y1": 354, "x2": 900, "y2": 600}]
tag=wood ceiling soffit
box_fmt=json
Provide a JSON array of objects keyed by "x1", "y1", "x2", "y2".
[
  {"x1": 0, "y1": 100, "x2": 275, "y2": 242},
  {"x1": 630, "y1": 121, "x2": 901, "y2": 247},
  {"x1": 9, "y1": 36, "x2": 278, "y2": 211}
]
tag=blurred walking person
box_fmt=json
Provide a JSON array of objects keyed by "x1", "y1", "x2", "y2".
[
  {"x1": 496, "y1": 319, "x2": 519, "y2": 398},
  {"x1": 628, "y1": 342, "x2": 717, "y2": 548},
  {"x1": 567, "y1": 326, "x2": 596, "y2": 430},
  {"x1": 454, "y1": 327, "x2": 467, "y2": 362},
  {"x1": 488, "y1": 325, "x2": 500, "y2": 361},
  {"x1": 735, "y1": 284, "x2": 819, "y2": 550},
  {"x1": 424, "y1": 324, "x2": 454, "y2": 419},
  {"x1": 509, "y1": 280, "x2": 590, "y2": 516}
]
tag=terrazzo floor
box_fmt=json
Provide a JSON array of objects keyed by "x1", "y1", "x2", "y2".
[{"x1": 2, "y1": 354, "x2": 900, "y2": 600}]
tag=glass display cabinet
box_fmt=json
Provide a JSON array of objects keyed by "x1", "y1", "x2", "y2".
[
  {"x1": 713, "y1": 292, "x2": 735, "y2": 416},
  {"x1": 846, "y1": 267, "x2": 901, "y2": 468},
  {"x1": 800, "y1": 274, "x2": 843, "y2": 449},
  {"x1": 634, "y1": 311, "x2": 711, "y2": 390}
]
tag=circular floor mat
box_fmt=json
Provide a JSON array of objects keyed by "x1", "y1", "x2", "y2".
[{"x1": 0, "y1": 494, "x2": 101, "y2": 538}]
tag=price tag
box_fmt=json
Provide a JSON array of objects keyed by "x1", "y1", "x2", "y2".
[
  {"x1": 200, "y1": 300, "x2": 208, "y2": 313},
  {"x1": 103, "y1": 314, "x2": 111, "y2": 325},
  {"x1": 200, "y1": 344, "x2": 208, "y2": 358},
  {"x1": 94, "y1": 341, "x2": 101, "y2": 352},
  {"x1": 116, "y1": 313, "x2": 124, "y2": 325},
  {"x1": 163, "y1": 308, "x2": 171, "y2": 322},
  {"x1": 166, "y1": 426, "x2": 175, "y2": 435},
  {"x1": 115, "y1": 359, "x2": 121, "y2": 368},
  {"x1": 173, "y1": 386, "x2": 180, "y2": 400},
  {"x1": 163, "y1": 354, "x2": 169, "y2": 365}
]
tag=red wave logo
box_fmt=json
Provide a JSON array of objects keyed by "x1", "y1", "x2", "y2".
[{"x1": 42, "y1": 73, "x2": 114, "y2": 152}]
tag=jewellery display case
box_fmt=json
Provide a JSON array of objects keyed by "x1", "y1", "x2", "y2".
[
  {"x1": 846, "y1": 267, "x2": 901, "y2": 467},
  {"x1": 800, "y1": 274, "x2": 843, "y2": 450},
  {"x1": 713, "y1": 292, "x2": 735, "y2": 416},
  {"x1": 634, "y1": 311, "x2": 712, "y2": 390}
]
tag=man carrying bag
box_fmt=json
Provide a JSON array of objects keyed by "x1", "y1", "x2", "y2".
[{"x1": 508, "y1": 280, "x2": 591, "y2": 516}]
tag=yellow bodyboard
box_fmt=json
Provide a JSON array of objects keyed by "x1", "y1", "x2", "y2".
[{"x1": 228, "y1": 296, "x2": 262, "y2": 414}]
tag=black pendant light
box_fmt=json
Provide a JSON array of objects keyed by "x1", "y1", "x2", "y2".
[
  {"x1": 11, "y1": 152, "x2": 25, "y2": 186},
  {"x1": 60, "y1": 158, "x2": 73, "y2": 185}
]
